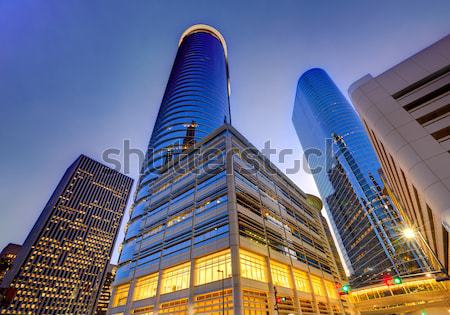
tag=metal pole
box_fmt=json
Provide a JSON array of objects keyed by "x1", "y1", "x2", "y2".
[{"x1": 218, "y1": 270, "x2": 224, "y2": 315}]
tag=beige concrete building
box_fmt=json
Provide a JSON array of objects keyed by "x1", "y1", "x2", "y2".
[
  {"x1": 108, "y1": 125, "x2": 352, "y2": 315},
  {"x1": 349, "y1": 35, "x2": 450, "y2": 275}
]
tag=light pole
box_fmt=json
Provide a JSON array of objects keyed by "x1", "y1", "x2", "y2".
[{"x1": 217, "y1": 269, "x2": 225, "y2": 315}]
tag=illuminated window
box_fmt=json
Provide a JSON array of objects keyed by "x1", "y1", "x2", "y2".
[
  {"x1": 299, "y1": 298, "x2": 315, "y2": 314},
  {"x1": 133, "y1": 273, "x2": 158, "y2": 301},
  {"x1": 112, "y1": 283, "x2": 129, "y2": 306},
  {"x1": 161, "y1": 263, "x2": 190, "y2": 294},
  {"x1": 195, "y1": 250, "x2": 232, "y2": 285},
  {"x1": 293, "y1": 269, "x2": 311, "y2": 293},
  {"x1": 270, "y1": 260, "x2": 291, "y2": 288},
  {"x1": 324, "y1": 280, "x2": 338, "y2": 299},
  {"x1": 310, "y1": 275, "x2": 325, "y2": 296},
  {"x1": 159, "y1": 299, "x2": 188, "y2": 315},
  {"x1": 167, "y1": 211, "x2": 192, "y2": 227},
  {"x1": 132, "y1": 306, "x2": 154, "y2": 314},
  {"x1": 317, "y1": 301, "x2": 329, "y2": 314},
  {"x1": 240, "y1": 250, "x2": 267, "y2": 282},
  {"x1": 194, "y1": 289, "x2": 233, "y2": 315},
  {"x1": 242, "y1": 290, "x2": 269, "y2": 315}
]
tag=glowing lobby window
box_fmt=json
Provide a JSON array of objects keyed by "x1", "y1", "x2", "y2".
[
  {"x1": 133, "y1": 273, "x2": 158, "y2": 301},
  {"x1": 270, "y1": 260, "x2": 291, "y2": 288},
  {"x1": 112, "y1": 283, "x2": 130, "y2": 306},
  {"x1": 161, "y1": 263, "x2": 190, "y2": 294},
  {"x1": 310, "y1": 275, "x2": 325, "y2": 296},
  {"x1": 325, "y1": 280, "x2": 338, "y2": 299},
  {"x1": 195, "y1": 289, "x2": 233, "y2": 315},
  {"x1": 240, "y1": 250, "x2": 267, "y2": 282},
  {"x1": 293, "y1": 269, "x2": 311, "y2": 293},
  {"x1": 159, "y1": 298, "x2": 188, "y2": 315},
  {"x1": 132, "y1": 306, "x2": 154, "y2": 315},
  {"x1": 195, "y1": 250, "x2": 232, "y2": 285},
  {"x1": 242, "y1": 289, "x2": 269, "y2": 315}
]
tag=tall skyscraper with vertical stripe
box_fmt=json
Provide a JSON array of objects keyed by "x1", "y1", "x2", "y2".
[{"x1": 0, "y1": 155, "x2": 133, "y2": 314}]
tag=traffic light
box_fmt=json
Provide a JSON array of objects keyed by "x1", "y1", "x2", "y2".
[
  {"x1": 342, "y1": 284, "x2": 351, "y2": 294},
  {"x1": 276, "y1": 296, "x2": 287, "y2": 303},
  {"x1": 382, "y1": 274, "x2": 393, "y2": 286},
  {"x1": 393, "y1": 276, "x2": 402, "y2": 285}
]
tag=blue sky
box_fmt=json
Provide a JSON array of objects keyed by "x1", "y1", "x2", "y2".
[{"x1": 0, "y1": 0, "x2": 449, "y2": 263}]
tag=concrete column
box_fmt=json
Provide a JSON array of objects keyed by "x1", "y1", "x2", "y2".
[
  {"x1": 288, "y1": 266, "x2": 302, "y2": 315},
  {"x1": 225, "y1": 133, "x2": 243, "y2": 314}
]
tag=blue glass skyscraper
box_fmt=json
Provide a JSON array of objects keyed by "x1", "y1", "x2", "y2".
[
  {"x1": 134, "y1": 24, "x2": 231, "y2": 210},
  {"x1": 140, "y1": 24, "x2": 230, "y2": 183},
  {"x1": 115, "y1": 23, "x2": 230, "y2": 286},
  {"x1": 292, "y1": 68, "x2": 432, "y2": 287}
]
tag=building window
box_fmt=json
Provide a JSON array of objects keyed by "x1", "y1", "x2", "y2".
[
  {"x1": 324, "y1": 280, "x2": 338, "y2": 299},
  {"x1": 133, "y1": 273, "x2": 158, "y2": 301},
  {"x1": 270, "y1": 260, "x2": 291, "y2": 288},
  {"x1": 195, "y1": 250, "x2": 232, "y2": 285},
  {"x1": 112, "y1": 283, "x2": 129, "y2": 307},
  {"x1": 240, "y1": 249, "x2": 267, "y2": 282},
  {"x1": 160, "y1": 263, "x2": 190, "y2": 294},
  {"x1": 317, "y1": 301, "x2": 330, "y2": 314},
  {"x1": 275, "y1": 295, "x2": 296, "y2": 314},
  {"x1": 299, "y1": 298, "x2": 315, "y2": 314},
  {"x1": 242, "y1": 290, "x2": 269, "y2": 315},
  {"x1": 132, "y1": 306, "x2": 154, "y2": 314},
  {"x1": 159, "y1": 298, "x2": 188, "y2": 315},
  {"x1": 310, "y1": 275, "x2": 325, "y2": 297},
  {"x1": 293, "y1": 269, "x2": 311, "y2": 293},
  {"x1": 194, "y1": 289, "x2": 233, "y2": 315},
  {"x1": 167, "y1": 211, "x2": 193, "y2": 227}
]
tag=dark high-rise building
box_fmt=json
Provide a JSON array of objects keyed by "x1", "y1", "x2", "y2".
[
  {"x1": 96, "y1": 264, "x2": 117, "y2": 315},
  {"x1": 292, "y1": 68, "x2": 433, "y2": 287},
  {"x1": 0, "y1": 155, "x2": 133, "y2": 314},
  {"x1": 0, "y1": 244, "x2": 21, "y2": 284}
]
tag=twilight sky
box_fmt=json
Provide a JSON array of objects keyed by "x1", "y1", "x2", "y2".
[{"x1": 0, "y1": 0, "x2": 449, "y2": 263}]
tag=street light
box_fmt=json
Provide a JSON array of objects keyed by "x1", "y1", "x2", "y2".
[
  {"x1": 217, "y1": 269, "x2": 225, "y2": 315},
  {"x1": 401, "y1": 226, "x2": 449, "y2": 280},
  {"x1": 402, "y1": 227, "x2": 416, "y2": 239}
]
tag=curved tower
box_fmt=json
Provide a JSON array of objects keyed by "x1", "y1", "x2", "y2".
[
  {"x1": 138, "y1": 24, "x2": 230, "y2": 190},
  {"x1": 292, "y1": 68, "x2": 433, "y2": 287},
  {"x1": 115, "y1": 23, "x2": 230, "y2": 287}
]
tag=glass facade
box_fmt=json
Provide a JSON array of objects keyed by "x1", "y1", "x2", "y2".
[
  {"x1": 116, "y1": 24, "x2": 231, "y2": 298},
  {"x1": 109, "y1": 125, "x2": 350, "y2": 315},
  {"x1": 110, "y1": 25, "x2": 349, "y2": 315},
  {"x1": 138, "y1": 24, "x2": 230, "y2": 188},
  {"x1": 292, "y1": 68, "x2": 433, "y2": 287}
]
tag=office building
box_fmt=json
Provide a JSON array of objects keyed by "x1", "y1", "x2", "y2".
[
  {"x1": 319, "y1": 217, "x2": 347, "y2": 282},
  {"x1": 109, "y1": 25, "x2": 350, "y2": 315},
  {"x1": 0, "y1": 244, "x2": 21, "y2": 284},
  {"x1": 0, "y1": 155, "x2": 133, "y2": 314},
  {"x1": 349, "y1": 35, "x2": 450, "y2": 275},
  {"x1": 139, "y1": 24, "x2": 230, "y2": 188},
  {"x1": 97, "y1": 265, "x2": 117, "y2": 315},
  {"x1": 292, "y1": 68, "x2": 434, "y2": 287},
  {"x1": 109, "y1": 125, "x2": 351, "y2": 315}
]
